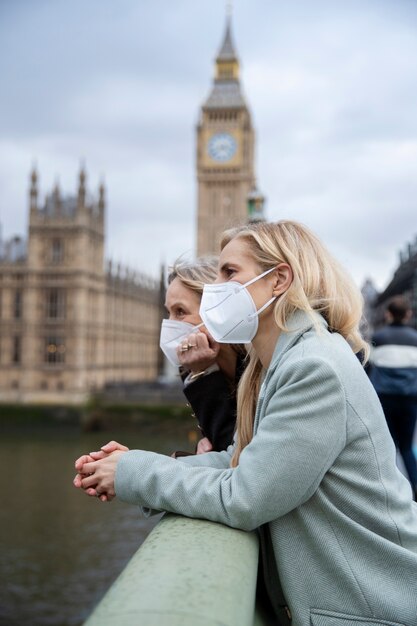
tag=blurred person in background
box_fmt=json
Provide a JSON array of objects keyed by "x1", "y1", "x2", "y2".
[{"x1": 370, "y1": 295, "x2": 417, "y2": 500}]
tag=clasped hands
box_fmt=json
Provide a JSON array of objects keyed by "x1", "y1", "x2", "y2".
[
  {"x1": 73, "y1": 435, "x2": 213, "y2": 503},
  {"x1": 73, "y1": 440, "x2": 129, "y2": 502},
  {"x1": 73, "y1": 437, "x2": 212, "y2": 503}
]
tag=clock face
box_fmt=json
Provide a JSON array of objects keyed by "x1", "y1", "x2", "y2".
[{"x1": 207, "y1": 133, "x2": 237, "y2": 163}]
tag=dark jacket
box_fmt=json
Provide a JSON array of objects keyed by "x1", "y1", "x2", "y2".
[
  {"x1": 182, "y1": 353, "x2": 246, "y2": 452},
  {"x1": 370, "y1": 322, "x2": 417, "y2": 397}
]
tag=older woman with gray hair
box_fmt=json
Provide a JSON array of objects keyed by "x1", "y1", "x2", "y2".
[{"x1": 161, "y1": 256, "x2": 246, "y2": 454}]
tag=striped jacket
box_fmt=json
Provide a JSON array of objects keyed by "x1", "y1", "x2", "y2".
[{"x1": 370, "y1": 323, "x2": 417, "y2": 396}]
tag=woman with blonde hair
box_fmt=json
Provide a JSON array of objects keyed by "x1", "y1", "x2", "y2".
[{"x1": 76, "y1": 220, "x2": 417, "y2": 626}]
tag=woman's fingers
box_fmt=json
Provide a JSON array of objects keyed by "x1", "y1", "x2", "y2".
[
  {"x1": 186, "y1": 332, "x2": 199, "y2": 348},
  {"x1": 196, "y1": 437, "x2": 213, "y2": 454},
  {"x1": 195, "y1": 331, "x2": 208, "y2": 348},
  {"x1": 74, "y1": 473, "x2": 109, "y2": 501},
  {"x1": 177, "y1": 330, "x2": 218, "y2": 371},
  {"x1": 197, "y1": 328, "x2": 220, "y2": 354},
  {"x1": 204, "y1": 332, "x2": 221, "y2": 354},
  {"x1": 100, "y1": 440, "x2": 129, "y2": 453},
  {"x1": 81, "y1": 460, "x2": 98, "y2": 475},
  {"x1": 89, "y1": 450, "x2": 108, "y2": 460},
  {"x1": 73, "y1": 473, "x2": 83, "y2": 488},
  {"x1": 75, "y1": 443, "x2": 128, "y2": 480},
  {"x1": 81, "y1": 473, "x2": 99, "y2": 489},
  {"x1": 75, "y1": 454, "x2": 94, "y2": 471}
]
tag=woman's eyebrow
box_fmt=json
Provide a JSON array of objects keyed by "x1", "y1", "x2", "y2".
[
  {"x1": 166, "y1": 300, "x2": 186, "y2": 309},
  {"x1": 219, "y1": 262, "x2": 237, "y2": 272}
]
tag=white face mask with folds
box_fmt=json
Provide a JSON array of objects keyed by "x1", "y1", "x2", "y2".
[
  {"x1": 159, "y1": 319, "x2": 203, "y2": 367},
  {"x1": 199, "y1": 267, "x2": 277, "y2": 344}
]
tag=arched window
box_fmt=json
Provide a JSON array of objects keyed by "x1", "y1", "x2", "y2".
[
  {"x1": 45, "y1": 337, "x2": 66, "y2": 364},
  {"x1": 51, "y1": 239, "x2": 63, "y2": 264},
  {"x1": 46, "y1": 289, "x2": 66, "y2": 319},
  {"x1": 14, "y1": 290, "x2": 22, "y2": 319},
  {"x1": 12, "y1": 336, "x2": 21, "y2": 364}
]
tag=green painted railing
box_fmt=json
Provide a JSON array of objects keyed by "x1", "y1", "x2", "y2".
[{"x1": 83, "y1": 513, "x2": 267, "y2": 626}]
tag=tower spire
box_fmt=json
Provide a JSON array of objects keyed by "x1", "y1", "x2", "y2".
[
  {"x1": 53, "y1": 177, "x2": 61, "y2": 210},
  {"x1": 30, "y1": 164, "x2": 38, "y2": 212},
  {"x1": 98, "y1": 178, "x2": 106, "y2": 218},
  {"x1": 78, "y1": 161, "x2": 86, "y2": 207},
  {"x1": 214, "y1": 8, "x2": 240, "y2": 83},
  {"x1": 204, "y1": 10, "x2": 244, "y2": 108}
]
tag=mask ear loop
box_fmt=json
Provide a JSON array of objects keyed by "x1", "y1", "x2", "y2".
[
  {"x1": 239, "y1": 266, "x2": 278, "y2": 291},
  {"x1": 239, "y1": 266, "x2": 278, "y2": 318},
  {"x1": 248, "y1": 296, "x2": 277, "y2": 319},
  {"x1": 205, "y1": 267, "x2": 277, "y2": 317}
]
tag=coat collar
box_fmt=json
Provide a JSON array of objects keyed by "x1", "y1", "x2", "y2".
[
  {"x1": 252, "y1": 311, "x2": 328, "y2": 433},
  {"x1": 269, "y1": 309, "x2": 328, "y2": 371}
]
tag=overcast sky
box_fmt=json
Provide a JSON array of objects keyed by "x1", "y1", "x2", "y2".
[{"x1": 1, "y1": 0, "x2": 416, "y2": 291}]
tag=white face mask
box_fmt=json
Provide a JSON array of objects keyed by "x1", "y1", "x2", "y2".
[
  {"x1": 159, "y1": 319, "x2": 203, "y2": 367},
  {"x1": 199, "y1": 267, "x2": 277, "y2": 344}
]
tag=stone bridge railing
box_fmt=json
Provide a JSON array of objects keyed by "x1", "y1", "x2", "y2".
[{"x1": 83, "y1": 513, "x2": 268, "y2": 626}]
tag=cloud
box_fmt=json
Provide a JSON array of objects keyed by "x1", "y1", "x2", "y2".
[{"x1": 0, "y1": 0, "x2": 417, "y2": 292}]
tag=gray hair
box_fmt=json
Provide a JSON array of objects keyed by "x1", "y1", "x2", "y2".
[{"x1": 168, "y1": 256, "x2": 218, "y2": 295}]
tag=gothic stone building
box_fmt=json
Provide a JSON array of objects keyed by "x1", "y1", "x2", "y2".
[
  {"x1": 196, "y1": 17, "x2": 265, "y2": 255},
  {"x1": 0, "y1": 168, "x2": 161, "y2": 404},
  {"x1": 0, "y1": 16, "x2": 264, "y2": 403},
  {"x1": 371, "y1": 237, "x2": 417, "y2": 331}
]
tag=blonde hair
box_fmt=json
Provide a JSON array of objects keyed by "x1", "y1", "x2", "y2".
[
  {"x1": 168, "y1": 256, "x2": 218, "y2": 295},
  {"x1": 222, "y1": 220, "x2": 370, "y2": 467}
]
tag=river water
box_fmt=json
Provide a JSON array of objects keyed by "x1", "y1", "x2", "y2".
[
  {"x1": 2, "y1": 420, "x2": 416, "y2": 626},
  {"x1": 0, "y1": 425, "x2": 194, "y2": 626}
]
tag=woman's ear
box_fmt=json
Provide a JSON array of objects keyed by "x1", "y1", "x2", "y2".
[{"x1": 272, "y1": 263, "x2": 293, "y2": 296}]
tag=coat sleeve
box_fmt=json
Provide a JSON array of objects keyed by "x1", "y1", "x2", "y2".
[
  {"x1": 115, "y1": 356, "x2": 347, "y2": 531},
  {"x1": 138, "y1": 445, "x2": 234, "y2": 518},
  {"x1": 175, "y1": 445, "x2": 234, "y2": 469},
  {"x1": 183, "y1": 370, "x2": 237, "y2": 451}
]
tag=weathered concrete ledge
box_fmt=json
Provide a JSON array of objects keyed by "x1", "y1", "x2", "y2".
[{"x1": 83, "y1": 513, "x2": 265, "y2": 626}]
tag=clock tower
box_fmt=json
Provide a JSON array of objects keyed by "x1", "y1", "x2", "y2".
[{"x1": 196, "y1": 15, "x2": 261, "y2": 255}]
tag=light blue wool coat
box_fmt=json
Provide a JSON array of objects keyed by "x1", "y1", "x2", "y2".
[{"x1": 115, "y1": 311, "x2": 417, "y2": 626}]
